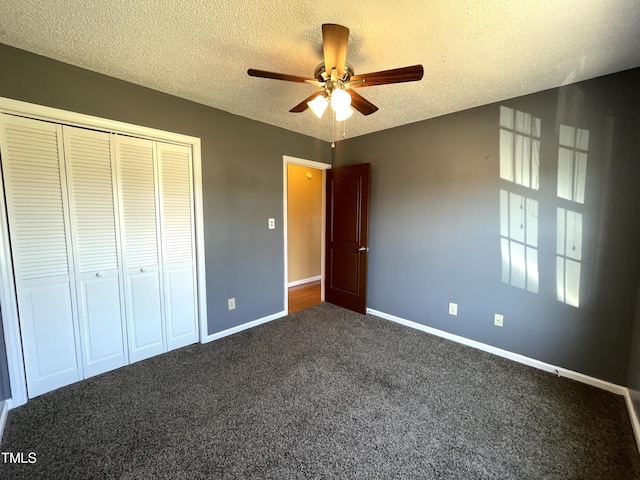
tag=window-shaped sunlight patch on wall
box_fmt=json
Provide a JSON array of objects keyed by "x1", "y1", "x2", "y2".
[
  {"x1": 500, "y1": 190, "x2": 539, "y2": 293},
  {"x1": 557, "y1": 208, "x2": 582, "y2": 307},
  {"x1": 558, "y1": 125, "x2": 589, "y2": 203},
  {"x1": 555, "y1": 123, "x2": 588, "y2": 307},
  {"x1": 499, "y1": 106, "x2": 541, "y2": 190}
]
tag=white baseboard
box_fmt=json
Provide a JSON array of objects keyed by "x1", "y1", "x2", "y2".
[
  {"x1": 287, "y1": 276, "x2": 321, "y2": 288},
  {"x1": 0, "y1": 399, "x2": 10, "y2": 446},
  {"x1": 202, "y1": 311, "x2": 287, "y2": 343},
  {"x1": 625, "y1": 389, "x2": 640, "y2": 455},
  {"x1": 367, "y1": 308, "x2": 626, "y2": 396}
]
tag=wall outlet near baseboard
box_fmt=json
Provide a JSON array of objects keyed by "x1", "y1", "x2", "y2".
[
  {"x1": 448, "y1": 302, "x2": 458, "y2": 316},
  {"x1": 494, "y1": 313, "x2": 504, "y2": 327},
  {"x1": 228, "y1": 298, "x2": 236, "y2": 310}
]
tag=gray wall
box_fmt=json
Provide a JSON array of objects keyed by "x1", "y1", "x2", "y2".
[
  {"x1": 0, "y1": 44, "x2": 331, "y2": 397},
  {"x1": 333, "y1": 68, "x2": 640, "y2": 385}
]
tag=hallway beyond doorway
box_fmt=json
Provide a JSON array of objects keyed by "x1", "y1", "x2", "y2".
[{"x1": 288, "y1": 280, "x2": 321, "y2": 313}]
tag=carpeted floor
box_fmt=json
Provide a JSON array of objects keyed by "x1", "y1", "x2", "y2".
[{"x1": 1, "y1": 303, "x2": 638, "y2": 479}]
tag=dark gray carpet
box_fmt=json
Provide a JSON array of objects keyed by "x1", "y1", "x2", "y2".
[{"x1": 1, "y1": 303, "x2": 638, "y2": 479}]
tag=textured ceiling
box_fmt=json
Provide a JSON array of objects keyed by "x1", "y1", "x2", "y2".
[{"x1": 1, "y1": 1, "x2": 639, "y2": 142}]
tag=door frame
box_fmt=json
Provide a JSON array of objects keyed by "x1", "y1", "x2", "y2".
[
  {"x1": 0, "y1": 97, "x2": 207, "y2": 407},
  {"x1": 282, "y1": 155, "x2": 331, "y2": 313}
]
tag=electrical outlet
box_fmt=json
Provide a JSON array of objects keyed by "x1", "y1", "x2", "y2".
[
  {"x1": 448, "y1": 302, "x2": 458, "y2": 316},
  {"x1": 228, "y1": 298, "x2": 236, "y2": 310},
  {"x1": 494, "y1": 313, "x2": 504, "y2": 327},
  {"x1": 268, "y1": 218, "x2": 275, "y2": 229}
]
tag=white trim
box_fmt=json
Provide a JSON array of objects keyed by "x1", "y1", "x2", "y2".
[
  {"x1": 287, "y1": 275, "x2": 322, "y2": 288},
  {"x1": 320, "y1": 169, "x2": 327, "y2": 304},
  {"x1": 367, "y1": 308, "x2": 626, "y2": 396},
  {"x1": 0, "y1": 399, "x2": 10, "y2": 446},
  {"x1": 282, "y1": 156, "x2": 330, "y2": 314},
  {"x1": 192, "y1": 138, "x2": 208, "y2": 344},
  {"x1": 0, "y1": 96, "x2": 206, "y2": 403},
  {"x1": 625, "y1": 389, "x2": 640, "y2": 455},
  {"x1": 0, "y1": 98, "x2": 199, "y2": 145},
  {"x1": 0, "y1": 122, "x2": 28, "y2": 407},
  {"x1": 283, "y1": 156, "x2": 330, "y2": 171},
  {"x1": 202, "y1": 311, "x2": 287, "y2": 343}
]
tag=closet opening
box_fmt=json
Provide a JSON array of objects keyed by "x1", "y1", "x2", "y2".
[{"x1": 0, "y1": 97, "x2": 206, "y2": 406}]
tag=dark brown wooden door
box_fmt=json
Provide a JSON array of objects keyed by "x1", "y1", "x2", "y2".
[{"x1": 325, "y1": 163, "x2": 370, "y2": 314}]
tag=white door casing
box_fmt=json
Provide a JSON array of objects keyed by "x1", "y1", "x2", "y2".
[{"x1": 282, "y1": 155, "x2": 330, "y2": 313}]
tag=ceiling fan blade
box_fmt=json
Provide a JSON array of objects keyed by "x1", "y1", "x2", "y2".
[
  {"x1": 247, "y1": 68, "x2": 316, "y2": 84},
  {"x1": 348, "y1": 90, "x2": 379, "y2": 116},
  {"x1": 289, "y1": 91, "x2": 324, "y2": 113},
  {"x1": 322, "y1": 24, "x2": 349, "y2": 79},
  {"x1": 348, "y1": 65, "x2": 424, "y2": 87}
]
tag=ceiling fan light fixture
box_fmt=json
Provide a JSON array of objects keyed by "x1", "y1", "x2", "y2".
[
  {"x1": 335, "y1": 106, "x2": 353, "y2": 122},
  {"x1": 308, "y1": 95, "x2": 329, "y2": 118},
  {"x1": 248, "y1": 24, "x2": 423, "y2": 124},
  {"x1": 330, "y1": 87, "x2": 351, "y2": 112}
]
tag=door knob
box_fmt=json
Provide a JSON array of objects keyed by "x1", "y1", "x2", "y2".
[
  {"x1": 358, "y1": 247, "x2": 368, "y2": 252},
  {"x1": 140, "y1": 267, "x2": 147, "y2": 273},
  {"x1": 95, "y1": 272, "x2": 103, "y2": 278}
]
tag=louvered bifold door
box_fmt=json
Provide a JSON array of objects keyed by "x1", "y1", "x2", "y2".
[
  {"x1": 115, "y1": 135, "x2": 165, "y2": 363},
  {"x1": 157, "y1": 143, "x2": 198, "y2": 350},
  {"x1": 63, "y1": 126, "x2": 127, "y2": 378},
  {"x1": 0, "y1": 115, "x2": 81, "y2": 398}
]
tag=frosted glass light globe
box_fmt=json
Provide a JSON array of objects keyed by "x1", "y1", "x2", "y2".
[
  {"x1": 330, "y1": 88, "x2": 351, "y2": 112},
  {"x1": 335, "y1": 106, "x2": 353, "y2": 121},
  {"x1": 307, "y1": 95, "x2": 328, "y2": 118}
]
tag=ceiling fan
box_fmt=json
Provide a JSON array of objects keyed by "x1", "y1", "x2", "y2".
[{"x1": 247, "y1": 24, "x2": 424, "y2": 121}]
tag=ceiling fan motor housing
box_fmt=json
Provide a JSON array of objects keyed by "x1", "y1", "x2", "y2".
[{"x1": 314, "y1": 62, "x2": 354, "y2": 90}]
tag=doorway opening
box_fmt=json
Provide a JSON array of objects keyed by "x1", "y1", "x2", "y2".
[
  {"x1": 288, "y1": 280, "x2": 321, "y2": 314},
  {"x1": 283, "y1": 156, "x2": 330, "y2": 314}
]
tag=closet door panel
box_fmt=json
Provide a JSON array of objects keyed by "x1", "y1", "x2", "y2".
[
  {"x1": 118, "y1": 138, "x2": 160, "y2": 267},
  {"x1": 77, "y1": 272, "x2": 125, "y2": 376},
  {"x1": 116, "y1": 136, "x2": 164, "y2": 362},
  {"x1": 165, "y1": 265, "x2": 196, "y2": 350},
  {"x1": 0, "y1": 115, "x2": 80, "y2": 397},
  {"x1": 127, "y1": 267, "x2": 164, "y2": 361},
  {"x1": 19, "y1": 280, "x2": 79, "y2": 397},
  {"x1": 158, "y1": 143, "x2": 197, "y2": 350},
  {"x1": 63, "y1": 126, "x2": 126, "y2": 378}
]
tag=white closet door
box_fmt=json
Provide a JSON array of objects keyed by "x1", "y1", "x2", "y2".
[
  {"x1": 0, "y1": 115, "x2": 80, "y2": 397},
  {"x1": 63, "y1": 126, "x2": 127, "y2": 378},
  {"x1": 115, "y1": 136, "x2": 164, "y2": 363},
  {"x1": 157, "y1": 143, "x2": 197, "y2": 350}
]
